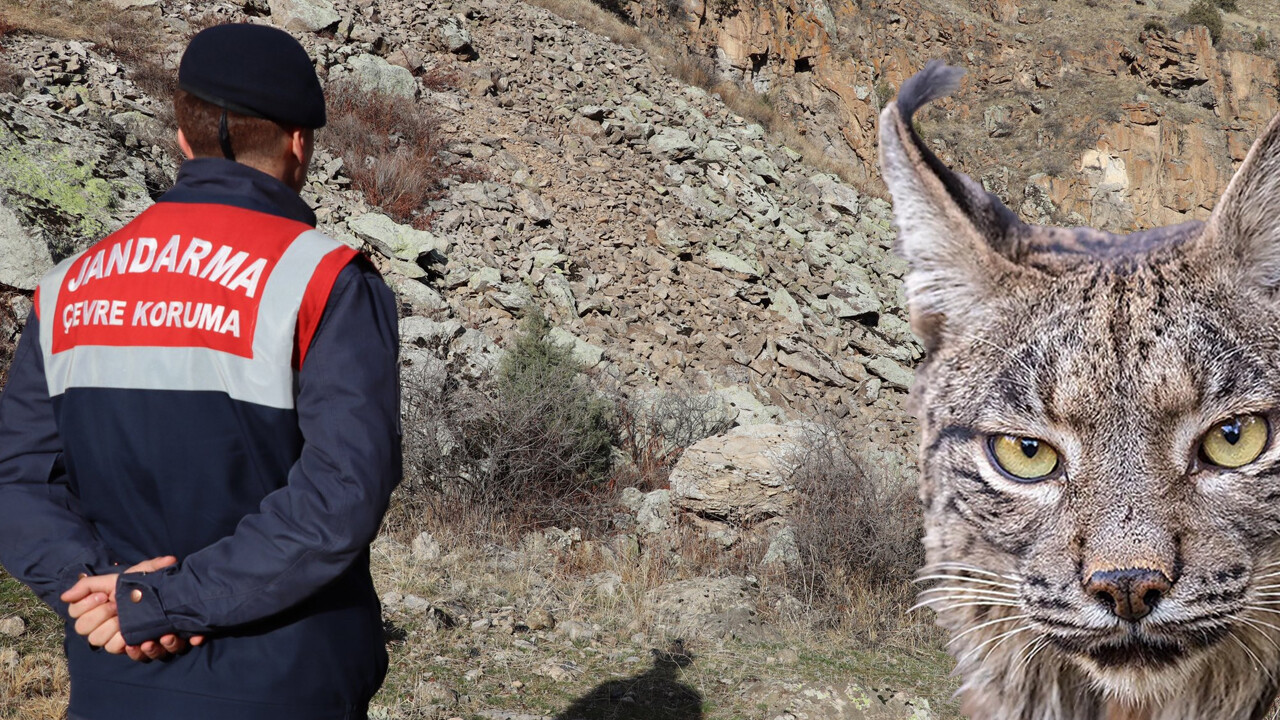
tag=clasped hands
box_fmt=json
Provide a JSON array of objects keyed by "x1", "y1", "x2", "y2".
[{"x1": 60, "y1": 556, "x2": 205, "y2": 662}]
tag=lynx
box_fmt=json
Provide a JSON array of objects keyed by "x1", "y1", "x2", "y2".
[{"x1": 879, "y1": 61, "x2": 1280, "y2": 720}]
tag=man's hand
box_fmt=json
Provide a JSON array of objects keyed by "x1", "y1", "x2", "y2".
[{"x1": 60, "y1": 556, "x2": 205, "y2": 661}]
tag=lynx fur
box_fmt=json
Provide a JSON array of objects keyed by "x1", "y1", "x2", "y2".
[{"x1": 880, "y1": 61, "x2": 1280, "y2": 720}]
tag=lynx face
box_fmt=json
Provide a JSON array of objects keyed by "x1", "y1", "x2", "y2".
[{"x1": 881, "y1": 63, "x2": 1280, "y2": 720}]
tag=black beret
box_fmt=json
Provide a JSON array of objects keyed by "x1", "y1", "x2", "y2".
[{"x1": 178, "y1": 24, "x2": 326, "y2": 129}]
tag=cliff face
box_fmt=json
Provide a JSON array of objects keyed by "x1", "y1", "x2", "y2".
[{"x1": 627, "y1": 0, "x2": 1280, "y2": 232}]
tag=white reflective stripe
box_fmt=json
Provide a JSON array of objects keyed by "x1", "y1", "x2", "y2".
[
  {"x1": 42, "y1": 229, "x2": 348, "y2": 409},
  {"x1": 37, "y1": 254, "x2": 81, "y2": 364},
  {"x1": 45, "y1": 345, "x2": 298, "y2": 409},
  {"x1": 250, "y1": 230, "x2": 341, "y2": 366}
]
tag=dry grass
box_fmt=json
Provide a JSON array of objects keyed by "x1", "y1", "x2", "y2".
[
  {"x1": 323, "y1": 80, "x2": 476, "y2": 229},
  {"x1": 522, "y1": 0, "x2": 645, "y2": 46},
  {"x1": 0, "y1": 570, "x2": 68, "y2": 719}
]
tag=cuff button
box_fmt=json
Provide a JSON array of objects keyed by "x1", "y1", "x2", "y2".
[{"x1": 130, "y1": 589, "x2": 143, "y2": 603}]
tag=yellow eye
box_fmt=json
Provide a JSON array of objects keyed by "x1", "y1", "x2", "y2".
[
  {"x1": 988, "y1": 435, "x2": 1060, "y2": 482},
  {"x1": 1200, "y1": 415, "x2": 1269, "y2": 469}
]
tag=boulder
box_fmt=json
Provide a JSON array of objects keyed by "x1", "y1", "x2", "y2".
[
  {"x1": 348, "y1": 212, "x2": 447, "y2": 261},
  {"x1": 668, "y1": 424, "x2": 804, "y2": 524},
  {"x1": 0, "y1": 100, "x2": 150, "y2": 263},
  {"x1": 645, "y1": 576, "x2": 772, "y2": 642},
  {"x1": 268, "y1": 0, "x2": 340, "y2": 32},
  {"x1": 346, "y1": 54, "x2": 416, "y2": 98},
  {"x1": 648, "y1": 128, "x2": 699, "y2": 160},
  {"x1": 0, "y1": 205, "x2": 52, "y2": 290}
]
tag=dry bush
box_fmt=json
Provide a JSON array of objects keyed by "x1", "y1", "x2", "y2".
[
  {"x1": 522, "y1": 0, "x2": 644, "y2": 45},
  {"x1": 394, "y1": 312, "x2": 616, "y2": 533},
  {"x1": 712, "y1": 81, "x2": 778, "y2": 130},
  {"x1": 0, "y1": 0, "x2": 123, "y2": 40},
  {"x1": 667, "y1": 53, "x2": 717, "y2": 91},
  {"x1": 614, "y1": 389, "x2": 734, "y2": 490},
  {"x1": 323, "y1": 80, "x2": 470, "y2": 229},
  {"x1": 785, "y1": 426, "x2": 924, "y2": 632}
]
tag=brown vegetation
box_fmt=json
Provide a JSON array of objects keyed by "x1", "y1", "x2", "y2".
[
  {"x1": 783, "y1": 426, "x2": 928, "y2": 641},
  {"x1": 322, "y1": 80, "x2": 479, "y2": 229}
]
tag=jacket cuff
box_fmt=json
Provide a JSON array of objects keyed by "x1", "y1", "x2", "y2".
[{"x1": 115, "y1": 573, "x2": 175, "y2": 645}]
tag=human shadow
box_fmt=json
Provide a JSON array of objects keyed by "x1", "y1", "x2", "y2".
[{"x1": 554, "y1": 644, "x2": 704, "y2": 720}]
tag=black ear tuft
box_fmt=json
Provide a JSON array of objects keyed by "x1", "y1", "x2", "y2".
[{"x1": 895, "y1": 60, "x2": 966, "y2": 121}]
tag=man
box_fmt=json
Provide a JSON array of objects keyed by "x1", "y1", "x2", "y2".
[{"x1": 0, "y1": 23, "x2": 401, "y2": 720}]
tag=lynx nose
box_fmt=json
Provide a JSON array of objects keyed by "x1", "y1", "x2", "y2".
[{"x1": 1085, "y1": 569, "x2": 1172, "y2": 622}]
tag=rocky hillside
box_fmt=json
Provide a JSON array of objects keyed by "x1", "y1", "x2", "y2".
[
  {"x1": 1, "y1": 0, "x2": 923, "y2": 469},
  {"x1": 628, "y1": 0, "x2": 1280, "y2": 231}
]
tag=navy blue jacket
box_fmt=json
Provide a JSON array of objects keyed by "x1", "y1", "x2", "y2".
[{"x1": 0, "y1": 159, "x2": 401, "y2": 720}]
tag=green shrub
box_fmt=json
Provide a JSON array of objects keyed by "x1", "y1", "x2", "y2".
[
  {"x1": 1183, "y1": 0, "x2": 1224, "y2": 44},
  {"x1": 1254, "y1": 34, "x2": 1271, "y2": 51},
  {"x1": 1215, "y1": 0, "x2": 1238, "y2": 11},
  {"x1": 1143, "y1": 18, "x2": 1168, "y2": 34},
  {"x1": 874, "y1": 81, "x2": 894, "y2": 109},
  {"x1": 396, "y1": 310, "x2": 615, "y2": 529}
]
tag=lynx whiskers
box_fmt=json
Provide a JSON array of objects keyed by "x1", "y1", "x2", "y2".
[{"x1": 880, "y1": 61, "x2": 1280, "y2": 719}]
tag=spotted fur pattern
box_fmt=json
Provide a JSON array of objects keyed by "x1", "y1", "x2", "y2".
[{"x1": 880, "y1": 61, "x2": 1280, "y2": 720}]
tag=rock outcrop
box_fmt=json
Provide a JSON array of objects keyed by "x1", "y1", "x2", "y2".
[{"x1": 629, "y1": 0, "x2": 1280, "y2": 233}]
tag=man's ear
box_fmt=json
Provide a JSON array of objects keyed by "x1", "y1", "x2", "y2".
[
  {"x1": 878, "y1": 62, "x2": 1033, "y2": 351},
  {"x1": 176, "y1": 129, "x2": 196, "y2": 161},
  {"x1": 287, "y1": 127, "x2": 310, "y2": 166},
  {"x1": 1203, "y1": 111, "x2": 1280, "y2": 290}
]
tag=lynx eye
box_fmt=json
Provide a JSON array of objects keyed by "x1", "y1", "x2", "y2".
[
  {"x1": 1200, "y1": 415, "x2": 1269, "y2": 469},
  {"x1": 987, "y1": 435, "x2": 1060, "y2": 482}
]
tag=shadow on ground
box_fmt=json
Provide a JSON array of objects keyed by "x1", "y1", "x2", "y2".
[{"x1": 555, "y1": 645, "x2": 703, "y2": 720}]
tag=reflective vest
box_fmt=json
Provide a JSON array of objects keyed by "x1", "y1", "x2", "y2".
[{"x1": 35, "y1": 202, "x2": 357, "y2": 406}]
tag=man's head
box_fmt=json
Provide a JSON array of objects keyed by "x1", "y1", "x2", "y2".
[{"x1": 175, "y1": 24, "x2": 326, "y2": 192}]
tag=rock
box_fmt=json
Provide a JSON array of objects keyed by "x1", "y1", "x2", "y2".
[
  {"x1": 346, "y1": 54, "x2": 416, "y2": 98},
  {"x1": 513, "y1": 189, "x2": 553, "y2": 225},
  {"x1": 535, "y1": 659, "x2": 583, "y2": 681},
  {"x1": 619, "y1": 486, "x2": 645, "y2": 512},
  {"x1": 438, "y1": 17, "x2": 474, "y2": 56},
  {"x1": 865, "y1": 357, "x2": 914, "y2": 390},
  {"x1": 349, "y1": 212, "x2": 447, "y2": 261},
  {"x1": 646, "y1": 576, "x2": 771, "y2": 642},
  {"x1": 549, "y1": 327, "x2": 604, "y2": 367},
  {"x1": 743, "y1": 678, "x2": 936, "y2": 719},
  {"x1": 651, "y1": 219, "x2": 689, "y2": 254},
  {"x1": 635, "y1": 489, "x2": 673, "y2": 534},
  {"x1": 648, "y1": 128, "x2": 699, "y2": 160},
  {"x1": 715, "y1": 386, "x2": 783, "y2": 426},
  {"x1": 402, "y1": 594, "x2": 431, "y2": 612},
  {"x1": 704, "y1": 250, "x2": 761, "y2": 279},
  {"x1": 811, "y1": 174, "x2": 860, "y2": 215},
  {"x1": 769, "y1": 287, "x2": 803, "y2": 324},
  {"x1": 0, "y1": 204, "x2": 53, "y2": 290},
  {"x1": 414, "y1": 680, "x2": 460, "y2": 706},
  {"x1": 761, "y1": 526, "x2": 799, "y2": 568},
  {"x1": 668, "y1": 424, "x2": 805, "y2": 524},
  {"x1": 525, "y1": 608, "x2": 556, "y2": 631},
  {"x1": 411, "y1": 532, "x2": 441, "y2": 562},
  {"x1": 0, "y1": 100, "x2": 150, "y2": 262},
  {"x1": 0, "y1": 616, "x2": 25, "y2": 638},
  {"x1": 542, "y1": 273, "x2": 577, "y2": 316},
  {"x1": 268, "y1": 0, "x2": 340, "y2": 32},
  {"x1": 555, "y1": 620, "x2": 595, "y2": 643}
]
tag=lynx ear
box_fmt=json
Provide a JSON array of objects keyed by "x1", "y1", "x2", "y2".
[
  {"x1": 878, "y1": 62, "x2": 1031, "y2": 351},
  {"x1": 1205, "y1": 112, "x2": 1280, "y2": 290}
]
